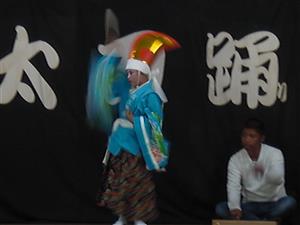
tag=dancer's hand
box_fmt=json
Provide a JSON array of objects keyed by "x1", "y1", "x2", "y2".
[
  {"x1": 126, "y1": 110, "x2": 133, "y2": 122},
  {"x1": 156, "y1": 168, "x2": 166, "y2": 173}
]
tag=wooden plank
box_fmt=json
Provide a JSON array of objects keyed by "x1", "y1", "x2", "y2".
[{"x1": 212, "y1": 219, "x2": 278, "y2": 225}]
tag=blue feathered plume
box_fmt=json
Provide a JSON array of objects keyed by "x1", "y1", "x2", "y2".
[{"x1": 86, "y1": 50, "x2": 122, "y2": 133}]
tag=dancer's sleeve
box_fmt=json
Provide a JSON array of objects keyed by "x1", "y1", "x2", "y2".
[{"x1": 134, "y1": 93, "x2": 169, "y2": 171}]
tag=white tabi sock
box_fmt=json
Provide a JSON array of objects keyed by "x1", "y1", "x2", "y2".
[
  {"x1": 134, "y1": 220, "x2": 147, "y2": 225},
  {"x1": 112, "y1": 215, "x2": 126, "y2": 225}
]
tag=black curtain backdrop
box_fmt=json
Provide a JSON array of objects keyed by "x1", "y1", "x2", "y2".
[{"x1": 1, "y1": 0, "x2": 300, "y2": 224}]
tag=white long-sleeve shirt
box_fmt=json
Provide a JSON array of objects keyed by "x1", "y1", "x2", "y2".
[{"x1": 227, "y1": 144, "x2": 287, "y2": 210}]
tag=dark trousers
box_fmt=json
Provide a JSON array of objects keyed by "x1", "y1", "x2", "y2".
[{"x1": 215, "y1": 196, "x2": 297, "y2": 220}]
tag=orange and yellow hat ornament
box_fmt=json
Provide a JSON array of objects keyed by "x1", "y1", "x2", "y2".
[{"x1": 125, "y1": 31, "x2": 181, "y2": 74}]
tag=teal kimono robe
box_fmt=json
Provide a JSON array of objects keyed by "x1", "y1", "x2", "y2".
[{"x1": 107, "y1": 80, "x2": 169, "y2": 171}]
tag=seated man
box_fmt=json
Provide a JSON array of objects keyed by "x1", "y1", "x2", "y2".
[{"x1": 215, "y1": 118, "x2": 297, "y2": 221}]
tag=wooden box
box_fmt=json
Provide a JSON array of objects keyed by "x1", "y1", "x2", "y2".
[{"x1": 212, "y1": 219, "x2": 278, "y2": 225}]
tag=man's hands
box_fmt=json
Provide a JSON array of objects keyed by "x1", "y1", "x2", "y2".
[
  {"x1": 230, "y1": 209, "x2": 242, "y2": 220},
  {"x1": 254, "y1": 163, "x2": 264, "y2": 177}
]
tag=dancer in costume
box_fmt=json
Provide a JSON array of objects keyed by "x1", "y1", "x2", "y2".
[{"x1": 86, "y1": 13, "x2": 180, "y2": 225}]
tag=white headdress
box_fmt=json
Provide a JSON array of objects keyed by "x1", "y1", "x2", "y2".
[{"x1": 124, "y1": 31, "x2": 180, "y2": 103}]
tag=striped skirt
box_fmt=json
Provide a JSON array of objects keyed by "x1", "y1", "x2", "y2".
[{"x1": 97, "y1": 150, "x2": 158, "y2": 222}]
